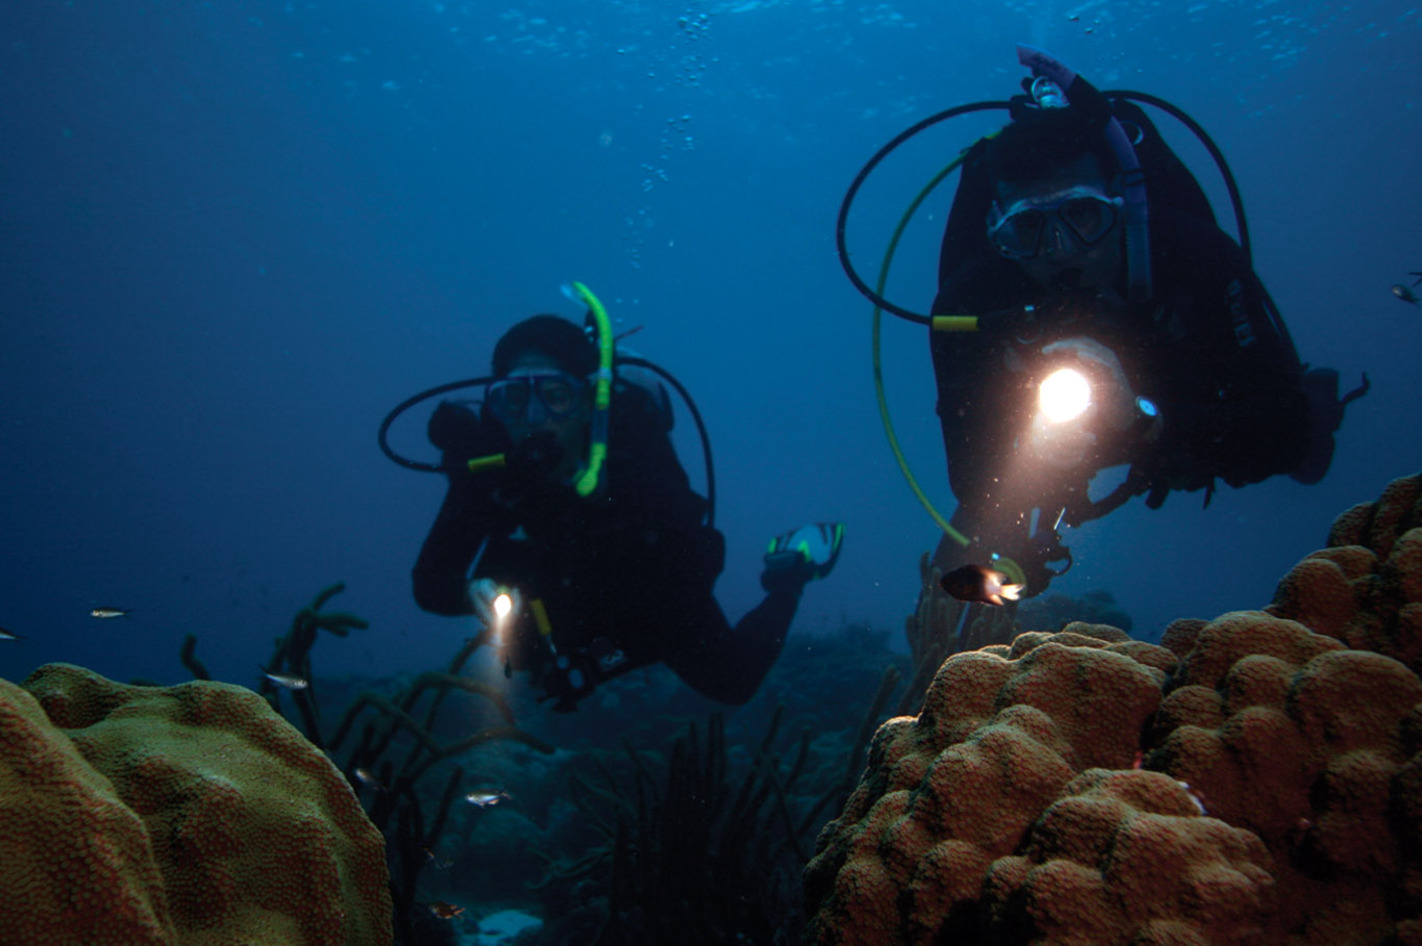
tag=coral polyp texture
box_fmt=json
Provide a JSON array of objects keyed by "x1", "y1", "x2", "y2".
[
  {"x1": 0, "y1": 663, "x2": 392, "y2": 946},
  {"x1": 804, "y1": 472, "x2": 1422, "y2": 945}
]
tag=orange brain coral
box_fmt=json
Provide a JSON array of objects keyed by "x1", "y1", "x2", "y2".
[
  {"x1": 806, "y1": 473, "x2": 1422, "y2": 944},
  {"x1": 4, "y1": 664, "x2": 391, "y2": 946}
]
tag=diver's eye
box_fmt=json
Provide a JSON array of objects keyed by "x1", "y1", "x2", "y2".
[
  {"x1": 488, "y1": 380, "x2": 532, "y2": 420},
  {"x1": 538, "y1": 378, "x2": 578, "y2": 415},
  {"x1": 1060, "y1": 197, "x2": 1114, "y2": 244},
  {"x1": 992, "y1": 208, "x2": 1047, "y2": 258}
]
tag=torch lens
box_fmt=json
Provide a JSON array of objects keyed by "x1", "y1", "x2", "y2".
[{"x1": 1039, "y1": 368, "x2": 1092, "y2": 423}]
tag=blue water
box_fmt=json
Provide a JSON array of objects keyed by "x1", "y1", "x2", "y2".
[{"x1": 2, "y1": 0, "x2": 1419, "y2": 693}]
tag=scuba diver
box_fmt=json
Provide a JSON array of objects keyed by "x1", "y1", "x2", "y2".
[
  {"x1": 838, "y1": 46, "x2": 1367, "y2": 600},
  {"x1": 386, "y1": 285, "x2": 844, "y2": 712}
]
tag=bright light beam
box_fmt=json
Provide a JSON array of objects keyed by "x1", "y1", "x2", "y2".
[{"x1": 1038, "y1": 368, "x2": 1092, "y2": 424}]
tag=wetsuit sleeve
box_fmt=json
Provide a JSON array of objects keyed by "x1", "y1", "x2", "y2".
[
  {"x1": 1137, "y1": 227, "x2": 1309, "y2": 490},
  {"x1": 930, "y1": 258, "x2": 1035, "y2": 511},
  {"x1": 411, "y1": 403, "x2": 509, "y2": 616}
]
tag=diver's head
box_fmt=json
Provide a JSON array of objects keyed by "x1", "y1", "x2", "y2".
[
  {"x1": 488, "y1": 315, "x2": 597, "y2": 480},
  {"x1": 984, "y1": 110, "x2": 1125, "y2": 292}
]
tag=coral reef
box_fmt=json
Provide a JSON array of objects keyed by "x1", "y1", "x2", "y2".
[
  {"x1": 183, "y1": 582, "x2": 555, "y2": 944},
  {"x1": 533, "y1": 711, "x2": 820, "y2": 944},
  {"x1": 901, "y1": 553, "x2": 1022, "y2": 714},
  {"x1": 805, "y1": 473, "x2": 1422, "y2": 944},
  {"x1": 2, "y1": 663, "x2": 392, "y2": 946},
  {"x1": 1017, "y1": 588, "x2": 1134, "y2": 634},
  {"x1": 327, "y1": 639, "x2": 555, "y2": 944},
  {"x1": 259, "y1": 581, "x2": 372, "y2": 747},
  {"x1": 0, "y1": 677, "x2": 177, "y2": 945}
]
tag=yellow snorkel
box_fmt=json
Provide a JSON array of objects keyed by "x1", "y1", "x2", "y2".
[{"x1": 567, "y1": 281, "x2": 614, "y2": 498}]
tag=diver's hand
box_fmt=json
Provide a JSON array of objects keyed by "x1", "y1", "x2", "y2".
[
  {"x1": 428, "y1": 401, "x2": 483, "y2": 457},
  {"x1": 468, "y1": 578, "x2": 522, "y2": 628},
  {"x1": 1025, "y1": 412, "x2": 1096, "y2": 469},
  {"x1": 504, "y1": 430, "x2": 565, "y2": 483},
  {"x1": 1041, "y1": 337, "x2": 1135, "y2": 432}
]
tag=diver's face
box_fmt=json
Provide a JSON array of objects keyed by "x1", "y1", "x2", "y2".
[
  {"x1": 501, "y1": 351, "x2": 592, "y2": 480},
  {"x1": 992, "y1": 154, "x2": 1123, "y2": 293}
]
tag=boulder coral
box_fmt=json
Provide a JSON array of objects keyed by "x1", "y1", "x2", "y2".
[
  {"x1": 805, "y1": 472, "x2": 1422, "y2": 944},
  {"x1": 0, "y1": 663, "x2": 392, "y2": 945}
]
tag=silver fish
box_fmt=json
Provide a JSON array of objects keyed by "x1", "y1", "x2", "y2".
[
  {"x1": 262, "y1": 669, "x2": 309, "y2": 690},
  {"x1": 353, "y1": 767, "x2": 385, "y2": 791},
  {"x1": 90, "y1": 607, "x2": 133, "y2": 619},
  {"x1": 464, "y1": 789, "x2": 512, "y2": 808}
]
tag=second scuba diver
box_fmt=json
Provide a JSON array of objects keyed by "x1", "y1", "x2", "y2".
[
  {"x1": 405, "y1": 291, "x2": 844, "y2": 712},
  {"x1": 917, "y1": 48, "x2": 1367, "y2": 596}
]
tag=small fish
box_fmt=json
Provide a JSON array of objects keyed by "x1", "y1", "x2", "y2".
[
  {"x1": 1412, "y1": 271, "x2": 1422, "y2": 286},
  {"x1": 90, "y1": 607, "x2": 133, "y2": 619},
  {"x1": 261, "y1": 668, "x2": 309, "y2": 690},
  {"x1": 464, "y1": 789, "x2": 512, "y2": 808},
  {"x1": 353, "y1": 768, "x2": 385, "y2": 792},
  {"x1": 422, "y1": 848, "x2": 454, "y2": 870},
  {"x1": 1176, "y1": 780, "x2": 1208, "y2": 816},
  {"x1": 939, "y1": 564, "x2": 1023, "y2": 607},
  {"x1": 427, "y1": 900, "x2": 464, "y2": 920},
  {"x1": 0, "y1": 626, "x2": 23, "y2": 641},
  {"x1": 1392, "y1": 284, "x2": 1420, "y2": 305}
]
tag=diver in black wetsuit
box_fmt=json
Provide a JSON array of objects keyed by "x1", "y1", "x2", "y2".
[
  {"x1": 925, "y1": 51, "x2": 1366, "y2": 595},
  {"x1": 412, "y1": 314, "x2": 844, "y2": 711}
]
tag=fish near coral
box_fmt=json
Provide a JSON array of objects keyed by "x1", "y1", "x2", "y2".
[
  {"x1": 465, "y1": 789, "x2": 512, "y2": 808},
  {"x1": 940, "y1": 564, "x2": 1023, "y2": 606},
  {"x1": 428, "y1": 900, "x2": 464, "y2": 919}
]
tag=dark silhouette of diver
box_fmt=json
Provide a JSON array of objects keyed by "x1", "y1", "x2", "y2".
[{"x1": 398, "y1": 298, "x2": 844, "y2": 711}]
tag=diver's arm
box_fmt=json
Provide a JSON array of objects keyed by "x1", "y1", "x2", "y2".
[
  {"x1": 931, "y1": 259, "x2": 1030, "y2": 506},
  {"x1": 412, "y1": 481, "x2": 490, "y2": 615},
  {"x1": 411, "y1": 403, "x2": 506, "y2": 616}
]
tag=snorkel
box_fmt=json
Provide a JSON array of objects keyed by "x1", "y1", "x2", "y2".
[
  {"x1": 566, "y1": 281, "x2": 614, "y2": 498},
  {"x1": 1016, "y1": 44, "x2": 1153, "y2": 302}
]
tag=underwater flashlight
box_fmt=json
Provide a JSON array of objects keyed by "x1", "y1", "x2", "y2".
[
  {"x1": 493, "y1": 593, "x2": 513, "y2": 622},
  {"x1": 1039, "y1": 368, "x2": 1092, "y2": 424}
]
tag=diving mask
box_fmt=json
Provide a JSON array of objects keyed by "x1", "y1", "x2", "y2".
[
  {"x1": 485, "y1": 370, "x2": 587, "y2": 425},
  {"x1": 987, "y1": 188, "x2": 1123, "y2": 261}
]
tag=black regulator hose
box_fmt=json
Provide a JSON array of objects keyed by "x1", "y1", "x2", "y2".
[{"x1": 377, "y1": 376, "x2": 492, "y2": 473}]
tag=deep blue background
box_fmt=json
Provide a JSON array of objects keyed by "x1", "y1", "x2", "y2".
[{"x1": 2, "y1": 0, "x2": 1419, "y2": 688}]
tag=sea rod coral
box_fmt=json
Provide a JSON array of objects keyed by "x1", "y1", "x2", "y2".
[
  {"x1": 0, "y1": 663, "x2": 392, "y2": 946},
  {"x1": 804, "y1": 472, "x2": 1422, "y2": 944}
]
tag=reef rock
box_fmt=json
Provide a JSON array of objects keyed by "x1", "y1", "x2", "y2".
[
  {"x1": 805, "y1": 473, "x2": 1422, "y2": 944},
  {"x1": 0, "y1": 664, "x2": 392, "y2": 945}
]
